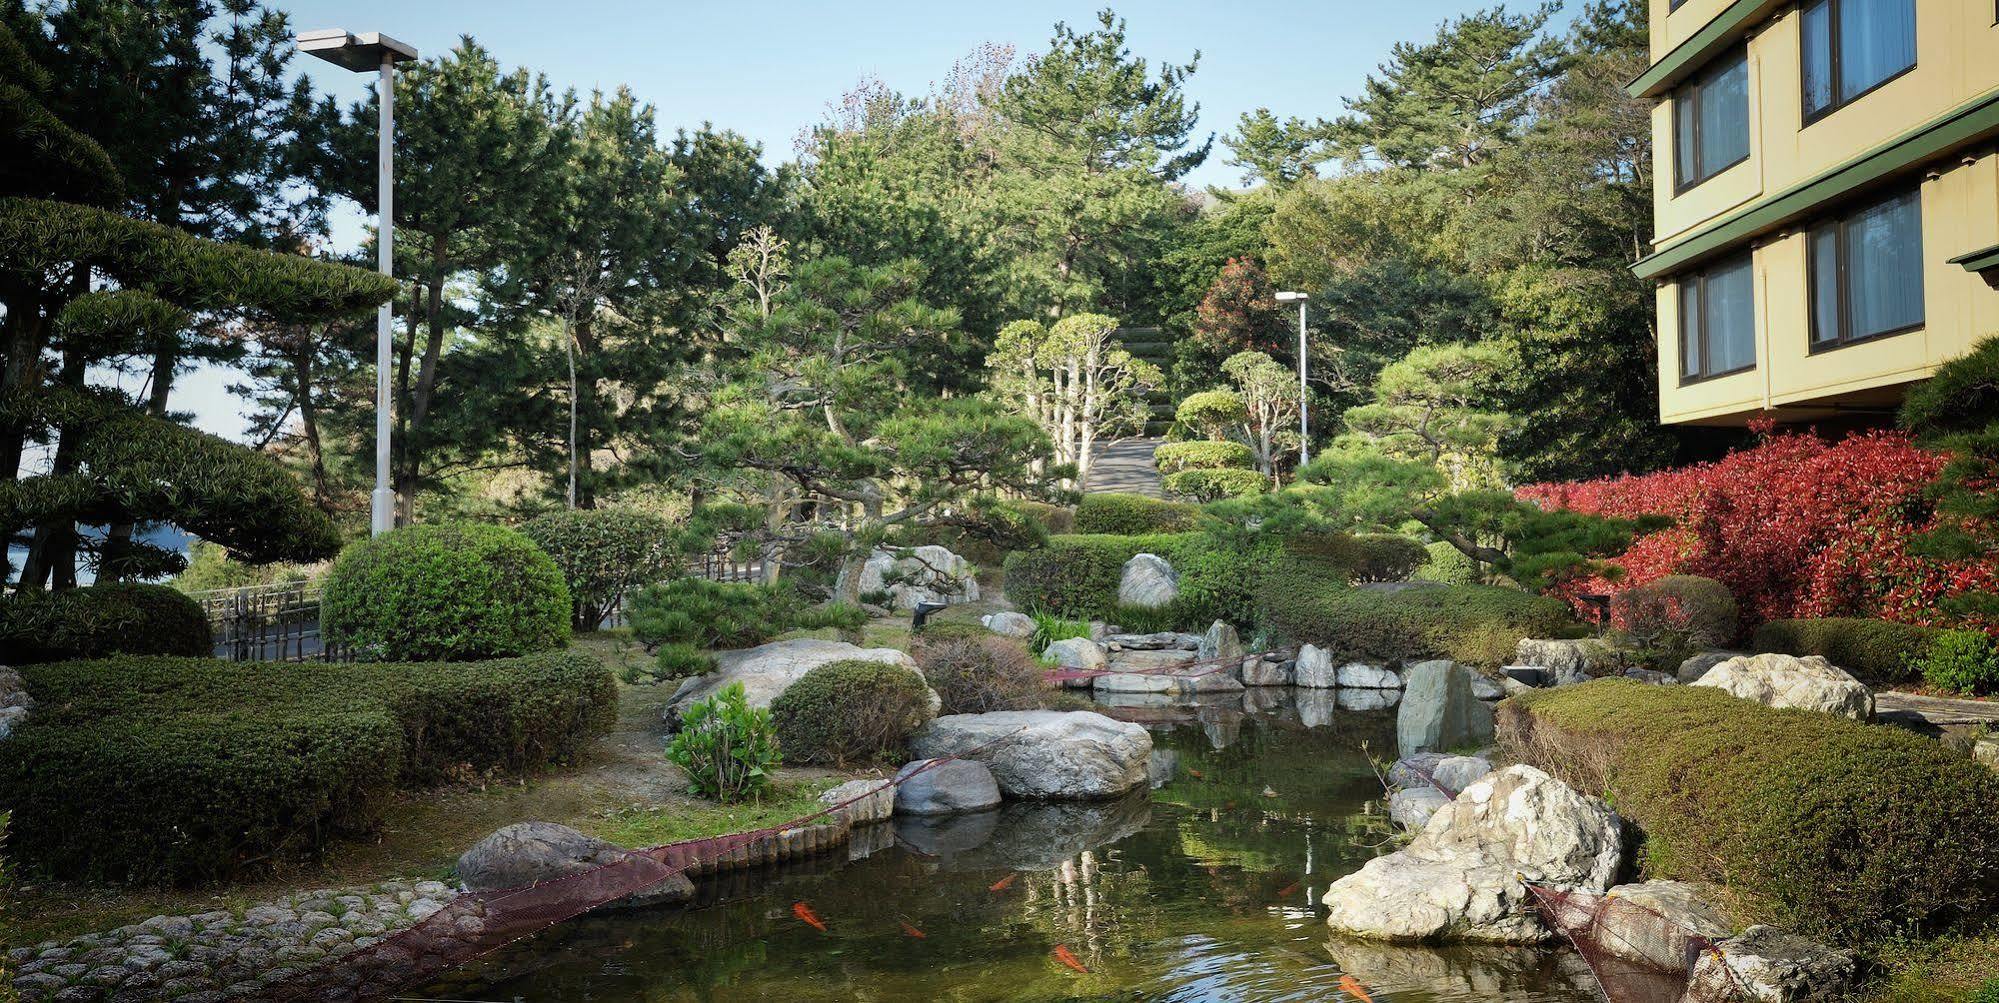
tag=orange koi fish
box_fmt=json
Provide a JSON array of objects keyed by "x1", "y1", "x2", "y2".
[
  {"x1": 1338, "y1": 974, "x2": 1376, "y2": 1003},
  {"x1": 898, "y1": 918, "x2": 927, "y2": 939},
  {"x1": 1186, "y1": 768, "x2": 1205, "y2": 779},
  {"x1": 1052, "y1": 943, "x2": 1090, "y2": 974},
  {"x1": 989, "y1": 872, "x2": 1018, "y2": 892},
  {"x1": 791, "y1": 900, "x2": 827, "y2": 932},
  {"x1": 1276, "y1": 881, "x2": 1301, "y2": 898}
]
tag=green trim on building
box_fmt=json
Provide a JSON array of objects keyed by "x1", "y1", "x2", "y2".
[
  {"x1": 1627, "y1": 0, "x2": 1785, "y2": 99},
  {"x1": 1948, "y1": 244, "x2": 1999, "y2": 275},
  {"x1": 1634, "y1": 90, "x2": 1999, "y2": 281}
]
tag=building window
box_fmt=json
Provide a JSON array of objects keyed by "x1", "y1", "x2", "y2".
[
  {"x1": 1679, "y1": 252, "x2": 1757, "y2": 382},
  {"x1": 1674, "y1": 47, "x2": 1750, "y2": 190},
  {"x1": 1808, "y1": 188, "x2": 1924, "y2": 349},
  {"x1": 1801, "y1": 0, "x2": 1917, "y2": 122}
]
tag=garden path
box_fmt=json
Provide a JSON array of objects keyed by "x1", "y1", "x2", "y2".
[
  {"x1": 1875, "y1": 690, "x2": 1999, "y2": 736},
  {"x1": 1085, "y1": 436, "x2": 1164, "y2": 497}
]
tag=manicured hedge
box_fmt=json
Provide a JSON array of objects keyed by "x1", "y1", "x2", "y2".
[
  {"x1": 0, "y1": 652, "x2": 616, "y2": 884},
  {"x1": 770, "y1": 659, "x2": 931, "y2": 767},
  {"x1": 1001, "y1": 531, "x2": 1278, "y2": 630},
  {"x1": 1412, "y1": 540, "x2": 1477, "y2": 585},
  {"x1": 1258, "y1": 571, "x2": 1577, "y2": 665},
  {"x1": 1350, "y1": 534, "x2": 1431, "y2": 583},
  {"x1": 0, "y1": 583, "x2": 210, "y2": 663},
  {"x1": 1074, "y1": 493, "x2": 1199, "y2": 535},
  {"x1": 1502, "y1": 680, "x2": 1999, "y2": 948},
  {"x1": 1153, "y1": 440, "x2": 1255, "y2": 474},
  {"x1": 1162, "y1": 467, "x2": 1266, "y2": 502},
  {"x1": 1751, "y1": 617, "x2": 1942, "y2": 683},
  {"x1": 321, "y1": 522, "x2": 571, "y2": 661}
]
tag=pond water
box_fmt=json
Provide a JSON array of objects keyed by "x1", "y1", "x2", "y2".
[{"x1": 424, "y1": 690, "x2": 1602, "y2": 1002}]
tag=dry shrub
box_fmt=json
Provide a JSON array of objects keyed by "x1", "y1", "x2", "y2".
[{"x1": 915, "y1": 634, "x2": 1049, "y2": 713}]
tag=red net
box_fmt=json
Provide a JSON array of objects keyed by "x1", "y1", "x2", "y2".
[{"x1": 1526, "y1": 884, "x2": 1754, "y2": 1003}]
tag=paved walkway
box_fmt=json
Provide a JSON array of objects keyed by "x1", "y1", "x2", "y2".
[
  {"x1": 1876, "y1": 690, "x2": 1999, "y2": 737},
  {"x1": 1084, "y1": 437, "x2": 1164, "y2": 497}
]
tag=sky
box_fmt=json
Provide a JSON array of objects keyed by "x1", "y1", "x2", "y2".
[{"x1": 162, "y1": 0, "x2": 1581, "y2": 440}]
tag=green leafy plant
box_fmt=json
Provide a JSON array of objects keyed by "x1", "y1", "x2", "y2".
[
  {"x1": 621, "y1": 642, "x2": 717, "y2": 685},
  {"x1": 320, "y1": 522, "x2": 570, "y2": 661},
  {"x1": 1163, "y1": 467, "x2": 1266, "y2": 502},
  {"x1": 0, "y1": 582, "x2": 210, "y2": 663},
  {"x1": 1752, "y1": 617, "x2": 1945, "y2": 684},
  {"x1": 1074, "y1": 493, "x2": 1200, "y2": 535},
  {"x1": 1154, "y1": 440, "x2": 1256, "y2": 474},
  {"x1": 666, "y1": 682, "x2": 780, "y2": 802},
  {"x1": 1914, "y1": 630, "x2": 1999, "y2": 696},
  {"x1": 520, "y1": 508, "x2": 682, "y2": 629},
  {"x1": 1030, "y1": 611, "x2": 1093, "y2": 654},
  {"x1": 770, "y1": 660, "x2": 932, "y2": 767}
]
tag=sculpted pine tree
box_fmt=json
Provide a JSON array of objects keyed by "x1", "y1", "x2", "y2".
[
  {"x1": 988, "y1": 313, "x2": 1159, "y2": 490},
  {"x1": 1220, "y1": 351, "x2": 1301, "y2": 481}
]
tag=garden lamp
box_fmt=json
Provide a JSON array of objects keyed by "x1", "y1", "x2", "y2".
[{"x1": 1275, "y1": 291, "x2": 1310, "y2": 468}]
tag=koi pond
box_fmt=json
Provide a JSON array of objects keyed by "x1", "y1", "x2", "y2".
[{"x1": 423, "y1": 690, "x2": 1601, "y2": 1002}]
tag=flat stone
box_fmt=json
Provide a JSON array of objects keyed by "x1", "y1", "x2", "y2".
[
  {"x1": 893, "y1": 759, "x2": 1002, "y2": 815},
  {"x1": 1104, "y1": 632, "x2": 1198, "y2": 651},
  {"x1": 1092, "y1": 671, "x2": 1177, "y2": 693},
  {"x1": 1242, "y1": 657, "x2": 1293, "y2": 686},
  {"x1": 1106, "y1": 648, "x2": 1196, "y2": 672},
  {"x1": 455, "y1": 822, "x2": 692, "y2": 908},
  {"x1": 818, "y1": 779, "x2": 896, "y2": 825}
]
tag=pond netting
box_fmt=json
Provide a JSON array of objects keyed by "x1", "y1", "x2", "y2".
[
  {"x1": 1040, "y1": 646, "x2": 1288, "y2": 686},
  {"x1": 258, "y1": 741, "x2": 1016, "y2": 1003},
  {"x1": 1526, "y1": 884, "x2": 1756, "y2": 1003}
]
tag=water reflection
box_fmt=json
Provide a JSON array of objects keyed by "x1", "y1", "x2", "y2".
[{"x1": 428, "y1": 690, "x2": 1597, "y2": 1003}]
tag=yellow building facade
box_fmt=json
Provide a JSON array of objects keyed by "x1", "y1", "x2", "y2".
[{"x1": 1637, "y1": 0, "x2": 1999, "y2": 425}]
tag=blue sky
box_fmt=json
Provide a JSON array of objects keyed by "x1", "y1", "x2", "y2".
[{"x1": 163, "y1": 0, "x2": 1581, "y2": 438}]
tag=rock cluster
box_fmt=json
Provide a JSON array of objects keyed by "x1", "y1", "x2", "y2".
[
  {"x1": 1512, "y1": 638, "x2": 1617, "y2": 685},
  {"x1": 910, "y1": 710, "x2": 1152, "y2": 800},
  {"x1": 9, "y1": 880, "x2": 454, "y2": 1003},
  {"x1": 892, "y1": 758, "x2": 1002, "y2": 815},
  {"x1": 836, "y1": 545, "x2": 980, "y2": 610}
]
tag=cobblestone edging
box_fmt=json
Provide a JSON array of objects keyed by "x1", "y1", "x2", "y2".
[{"x1": 8, "y1": 880, "x2": 456, "y2": 1003}]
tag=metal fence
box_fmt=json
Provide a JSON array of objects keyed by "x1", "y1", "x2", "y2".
[{"x1": 193, "y1": 549, "x2": 764, "y2": 662}]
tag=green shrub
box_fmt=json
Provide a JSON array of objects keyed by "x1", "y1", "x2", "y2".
[
  {"x1": 1257, "y1": 575, "x2": 1577, "y2": 665},
  {"x1": 1502, "y1": 680, "x2": 1999, "y2": 948},
  {"x1": 1412, "y1": 540, "x2": 1478, "y2": 585},
  {"x1": 1002, "y1": 530, "x2": 1279, "y2": 630},
  {"x1": 171, "y1": 538, "x2": 312, "y2": 594},
  {"x1": 665, "y1": 682, "x2": 779, "y2": 803},
  {"x1": 0, "y1": 652, "x2": 615, "y2": 884},
  {"x1": 628, "y1": 579, "x2": 794, "y2": 650},
  {"x1": 1612, "y1": 574, "x2": 1740, "y2": 649},
  {"x1": 520, "y1": 508, "x2": 679, "y2": 629},
  {"x1": 916, "y1": 634, "x2": 1047, "y2": 713},
  {"x1": 1016, "y1": 500, "x2": 1075, "y2": 536},
  {"x1": 1074, "y1": 493, "x2": 1199, "y2": 535},
  {"x1": 1915, "y1": 630, "x2": 1999, "y2": 695},
  {"x1": 1163, "y1": 467, "x2": 1266, "y2": 502},
  {"x1": 1350, "y1": 534, "x2": 1431, "y2": 583},
  {"x1": 890, "y1": 496, "x2": 1057, "y2": 567},
  {"x1": 1752, "y1": 617, "x2": 1944, "y2": 683},
  {"x1": 1175, "y1": 389, "x2": 1246, "y2": 438},
  {"x1": 770, "y1": 659, "x2": 932, "y2": 768},
  {"x1": 0, "y1": 583, "x2": 211, "y2": 663},
  {"x1": 1154, "y1": 440, "x2": 1255, "y2": 474},
  {"x1": 623, "y1": 642, "x2": 717, "y2": 685},
  {"x1": 320, "y1": 523, "x2": 570, "y2": 661}
]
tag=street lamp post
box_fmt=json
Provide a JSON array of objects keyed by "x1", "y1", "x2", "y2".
[
  {"x1": 297, "y1": 29, "x2": 419, "y2": 536},
  {"x1": 1275, "y1": 291, "x2": 1310, "y2": 468}
]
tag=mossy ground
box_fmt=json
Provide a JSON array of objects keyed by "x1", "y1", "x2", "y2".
[{"x1": 1867, "y1": 931, "x2": 1999, "y2": 1001}]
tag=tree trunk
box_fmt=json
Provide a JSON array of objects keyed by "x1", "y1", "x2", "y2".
[
  {"x1": 291, "y1": 343, "x2": 332, "y2": 511},
  {"x1": 396, "y1": 230, "x2": 453, "y2": 524}
]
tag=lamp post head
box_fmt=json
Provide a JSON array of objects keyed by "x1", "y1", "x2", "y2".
[
  {"x1": 296, "y1": 29, "x2": 418, "y2": 71},
  {"x1": 1274, "y1": 291, "x2": 1309, "y2": 303}
]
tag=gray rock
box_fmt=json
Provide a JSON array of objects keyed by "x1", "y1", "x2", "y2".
[
  {"x1": 1388, "y1": 786, "x2": 1451, "y2": 830},
  {"x1": 1397, "y1": 661, "x2": 1496, "y2": 757},
  {"x1": 1339, "y1": 662, "x2": 1401, "y2": 689},
  {"x1": 1042, "y1": 637, "x2": 1107, "y2": 672},
  {"x1": 1387, "y1": 752, "x2": 1451, "y2": 790},
  {"x1": 1692, "y1": 653, "x2": 1873, "y2": 720},
  {"x1": 1198, "y1": 620, "x2": 1242, "y2": 662},
  {"x1": 1117, "y1": 553, "x2": 1179, "y2": 609},
  {"x1": 893, "y1": 759, "x2": 1002, "y2": 815},
  {"x1": 1590, "y1": 880, "x2": 1732, "y2": 974},
  {"x1": 1974, "y1": 736, "x2": 1999, "y2": 770},
  {"x1": 1322, "y1": 766, "x2": 1624, "y2": 943},
  {"x1": 980, "y1": 611, "x2": 1036, "y2": 638},
  {"x1": 0, "y1": 704, "x2": 27, "y2": 741},
  {"x1": 665, "y1": 639, "x2": 932, "y2": 726},
  {"x1": 1180, "y1": 670, "x2": 1245, "y2": 694},
  {"x1": 1104, "y1": 632, "x2": 1198, "y2": 650},
  {"x1": 909, "y1": 710, "x2": 1152, "y2": 800},
  {"x1": 1470, "y1": 674, "x2": 1506, "y2": 700},
  {"x1": 1105, "y1": 648, "x2": 1195, "y2": 672},
  {"x1": 1622, "y1": 668, "x2": 1678, "y2": 685},
  {"x1": 1294, "y1": 644, "x2": 1337, "y2": 688},
  {"x1": 1687, "y1": 925, "x2": 1855, "y2": 1001},
  {"x1": 837, "y1": 545, "x2": 980, "y2": 610},
  {"x1": 817, "y1": 779, "x2": 896, "y2": 825},
  {"x1": 1339, "y1": 687, "x2": 1401, "y2": 711},
  {"x1": 1091, "y1": 671, "x2": 1177, "y2": 693},
  {"x1": 1514, "y1": 638, "x2": 1616, "y2": 681},
  {"x1": 1431, "y1": 754, "x2": 1494, "y2": 794},
  {"x1": 1678, "y1": 649, "x2": 1745, "y2": 684},
  {"x1": 1242, "y1": 657, "x2": 1293, "y2": 686},
  {"x1": 1297, "y1": 688, "x2": 1336, "y2": 727},
  {"x1": 455, "y1": 822, "x2": 692, "y2": 908}
]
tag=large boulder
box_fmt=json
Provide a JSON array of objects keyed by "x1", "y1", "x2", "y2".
[
  {"x1": 1242, "y1": 655, "x2": 1293, "y2": 686},
  {"x1": 909, "y1": 710, "x2": 1153, "y2": 800},
  {"x1": 1117, "y1": 553, "x2": 1179, "y2": 609},
  {"x1": 836, "y1": 545, "x2": 980, "y2": 610},
  {"x1": 981, "y1": 611, "x2": 1036, "y2": 638},
  {"x1": 1691, "y1": 653, "x2": 1873, "y2": 720},
  {"x1": 893, "y1": 759, "x2": 1002, "y2": 816},
  {"x1": 1678, "y1": 649, "x2": 1745, "y2": 684},
  {"x1": 1586, "y1": 880, "x2": 1732, "y2": 975},
  {"x1": 1198, "y1": 620, "x2": 1242, "y2": 662},
  {"x1": 1686, "y1": 925, "x2": 1856, "y2": 1001},
  {"x1": 1042, "y1": 637, "x2": 1107, "y2": 672},
  {"x1": 665, "y1": 639, "x2": 930, "y2": 726},
  {"x1": 457, "y1": 822, "x2": 693, "y2": 907},
  {"x1": 1396, "y1": 660, "x2": 1495, "y2": 757},
  {"x1": 1389, "y1": 786, "x2": 1451, "y2": 831},
  {"x1": 1514, "y1": 638, "x2": 1616, "y2": 685},
  {"x1": 1294, "y1": 644, "x2": 1337, "y2": 688},
  {"x1": 818, "y1": 779, "x2": 897, "y2": 826},
  {"x1": 1107, "y1": 648, "x2": 1195, "y2": 672},
  {"x1": 1338, "y1": 662, "x2": 1402, "y2": 689},
  {"x1": 1182, "y1": 670, "x2": 1245, "y2": 694},
  {"x1": 1322, "y1": 766, "x2": 1624, "y2": 943}
]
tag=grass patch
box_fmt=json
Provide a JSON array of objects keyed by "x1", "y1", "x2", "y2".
[
  {"x1": 587, "y1": 778, "x2": 843, "y2": 847},
  {"x1": 1867, "y1": 930, "x2": 1999, "y2": 1002}
]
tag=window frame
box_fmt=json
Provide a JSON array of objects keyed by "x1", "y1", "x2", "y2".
[
  {"x1": 1800, "y1": 0, "x2": 1918, "y2": 126},
  {"x1": 1673, "y1": 45, "x2": 1752, "y2": 193},
  {"x1": 1677, "y1": 250, "x2": 1759, "y2": 385},
  {"x1": 1805, "y1": 187, "x2": 1926, "y2": 353}
]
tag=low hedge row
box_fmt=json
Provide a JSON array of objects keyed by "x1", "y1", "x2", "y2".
[
  {"x1": 1501, "y1": 680, "x2": 1999, "y2": 948},
  {"x1": 1153, "y1": 440, "x2": 1255, "y2": 474},
  {"x1": 1751, "y1": 617, "x2": 1943, "y2": 683},
  {"x1": 1073, "y1": 493, "x2": 1199, "y2": 535},
  {"x1": 1001, "y1": 531, "x2": 1279, "y2": 630},
  {"x1": 0, "y1": 583, "x2": 211, "y2": 663},
  {"x1": 1258, "y1": 572, "x2": 1576, "y2": 666},
  {"x1": 0, "y1": 652, "x2": 616, "y2": 885}
]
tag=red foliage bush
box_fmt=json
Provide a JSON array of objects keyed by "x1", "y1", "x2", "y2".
[{"x1": 1520, "y1": 423, "x2": 1998, "y2": 632}]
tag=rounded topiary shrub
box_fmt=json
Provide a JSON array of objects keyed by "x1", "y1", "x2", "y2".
[
  {"x1": 0, "y1": 583, "x2": 210, "y2": 663},
  {"x1": 770, "y1": 659, "x2": 932, "y2": 768},
  {"x1": 520, "y1": 507, "x2": 678, "y2": 630},
  {"x1": 1163, "y1": 467, "x2": 1266, "y2": 502},
  {"x1": 1412, "y1": 540, "x2": 1478, "y2": 585},
  {"x1": 1612, "y1": 574, "x2": 1739, "y2": 649},
  {"x1": 1154, "y1": 440, "x2": 1255, "y2": 474},
  {"x1": 1074, "y1": 493, "x2": 1199, "y2": 535},
  {"x1": 320, "y1": 522, "x2": 570, "y2": 661}
]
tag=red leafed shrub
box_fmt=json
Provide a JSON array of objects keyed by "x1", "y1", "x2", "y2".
[{"x1": 1520, "y1": 423, "x2": 1998, "y2": 632}]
